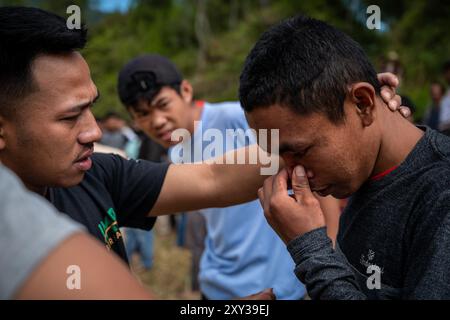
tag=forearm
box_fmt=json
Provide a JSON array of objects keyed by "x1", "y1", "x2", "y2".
[
  {"x1": 206, "y1": 145, "x2": 270, "y2": 206},
  {"x1": 149, "y1": 145, "x2": 273, "y2": 216},
  {"x1": 287, "y1": 227, "x2": 367, "y2": 300}
]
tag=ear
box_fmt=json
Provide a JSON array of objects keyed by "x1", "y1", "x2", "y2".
[
  {"x1": 180, "y1": 80, "x2": 194, "y2": 105},
  {"x1": 348, "y1": 82, "x2": 377, "y2": 127}
]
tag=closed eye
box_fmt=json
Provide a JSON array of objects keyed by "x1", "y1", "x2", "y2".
[
  {"x1": 288, "y1": 146, "x2": 311, "y2": 159},
  {"x1": 61, "y1": 114, "x2": 80, "y2": 121}
]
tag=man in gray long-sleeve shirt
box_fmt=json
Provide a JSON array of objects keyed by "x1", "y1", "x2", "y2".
[{"x1": 239, "y1": 15, "x2": 450, "y2": 299}]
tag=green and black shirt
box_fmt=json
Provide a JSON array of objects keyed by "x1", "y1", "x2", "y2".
[{"x1": 47, "y1": 153, "x2": 169, "y2": 263}]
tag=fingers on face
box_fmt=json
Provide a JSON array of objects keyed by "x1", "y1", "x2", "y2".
[
  {"x1": 293, "y1": 167, "x2": 323, "y2": 209},
  {"x1": 272, "y1": 168, "x2": 289, "y2": 194},
  {"x1": 291, "y1": 165, "x2": 309, "y2": 187}
]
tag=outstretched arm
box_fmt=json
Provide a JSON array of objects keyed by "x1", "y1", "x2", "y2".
[{"x1": 149, "y1": 144, "x2": 272, "y2": 216}]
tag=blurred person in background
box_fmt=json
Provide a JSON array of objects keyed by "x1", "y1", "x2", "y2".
[
  {"x1": 423, "y1": 82, "x2": 446, "y2": 130},
  {"x1": 122, "y1": 131, "x2": 168, "y2": 272},
  {"x1": 99, "y1": 111, "x2": 139, "y2": 151},
  {"x1": 439, "y1": 61, "x2": 450, "y2": 135}
]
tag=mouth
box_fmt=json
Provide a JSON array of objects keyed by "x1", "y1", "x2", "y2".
[
  {"x1": 74, "y1": 147, "x2": 94, "y2": 171},
  {"x1": 157, "y1": 129, "x2": 174, "y2": 142}
]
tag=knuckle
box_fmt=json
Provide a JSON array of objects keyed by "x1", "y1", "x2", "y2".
[
  {"x1": 292, "y1": 180, "x2": 308, "y2": 189},
  {"x1": 381, "y1": 86, "x2": 390, "y2": 94},
  {"x1": 269, "y1": 197, "x2": 281, "y2": 211},
  {"x1": 304, "y1": 196, "x2": 320, "y2": 207}
]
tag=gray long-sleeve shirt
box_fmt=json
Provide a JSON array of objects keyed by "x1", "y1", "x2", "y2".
[{"x1": 287, "y1": 126, "x2": 450, "y2": 299}]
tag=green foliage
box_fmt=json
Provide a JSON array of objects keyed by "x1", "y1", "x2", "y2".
[
  {"x1": 2, "y1": 0, "x2": 449, "y2": 119},
  {"x1": 363, "y1": 0, "x2": 450, "y2": 117},
  {"x1": 83, "y1": 0, "x2": 390, "y2": 115}
]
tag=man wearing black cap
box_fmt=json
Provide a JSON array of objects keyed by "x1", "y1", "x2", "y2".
[{"x1": 117, "y1": 54, "x2": 402, "y2": 299}]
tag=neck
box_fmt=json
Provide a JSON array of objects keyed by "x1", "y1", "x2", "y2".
[
  {"x1": 0, "y1": 158, "x2": 48, "y2": 196},
  {"x1": 25, "y1": 183, "x2": 48, "y2": 196},
  {"x1": 371, "y1": 107, "x2": 424, "y2": 177},
  {"x1": 189, "y1": 101, "x2": 204, "y2": 134}
]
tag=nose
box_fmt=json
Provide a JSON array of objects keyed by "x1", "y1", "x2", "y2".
[
  {"x1": 78, "y1": 110, "x2": 102, "y2": 145},
  {"x1": 282, "y1": 154, "x2": 298, "y2": 170},
  {"x1": 282, "y1": 155, "x2": 315, "y2": 178},
  {"x1": 151, "y1": 111, "x2": 167, "y2": 131}
]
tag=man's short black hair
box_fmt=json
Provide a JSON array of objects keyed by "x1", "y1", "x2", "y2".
[
  {"x1": 0, "y1": 7, "x2": 87, "y2": 118},
  {"x1": 118, "y1": 54, "x2": 183, "y2": 109},
  {"x1": 239, "y1": 15, "x2": 381, "y2": 123}
]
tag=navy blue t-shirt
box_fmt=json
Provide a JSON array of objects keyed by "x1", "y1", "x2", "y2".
[{"x1": 46, "y1": 153, "x2": 170, "y2": 262}]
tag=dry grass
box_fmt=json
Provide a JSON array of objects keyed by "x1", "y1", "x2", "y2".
[{"x1": 129, "y1": 220, "x2": 201, "y2": 300}]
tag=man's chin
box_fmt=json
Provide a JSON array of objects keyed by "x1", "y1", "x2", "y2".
[
  {"x1": 163, "y1": 139, "x2": 181, "y2": 149},
  {"x1": 331, "y1": 193, "x2": 350, "y2": 199},
  {"x1": 57, "y1": 172, "x2": 85, "y2": 188},
  {"x1": 329, "y1": 187, "x2": 353, "y2": 199}
]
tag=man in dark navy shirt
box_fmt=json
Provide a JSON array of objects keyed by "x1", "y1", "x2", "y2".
[
  {"x1": 46, "y1": 153, "x2": 168, "y2": 261},
  {"x1": 240, "y1": 15, "x2": 450, "y2": 299}
]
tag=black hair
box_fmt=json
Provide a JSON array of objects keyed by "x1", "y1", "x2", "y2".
[
  {"x1": 0, "y1": 6, "x2": 87, "y2": 118},
  {"x1": 239, "y1": 15, "x2": 381, "y2": 123},
  {"x1": 128, "y1": 83, "x2": 182, "y2": 110}
]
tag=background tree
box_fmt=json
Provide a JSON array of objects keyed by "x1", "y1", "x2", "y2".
[{"x1": 1, "y1": 0, "x2": 448, "y2": 119}]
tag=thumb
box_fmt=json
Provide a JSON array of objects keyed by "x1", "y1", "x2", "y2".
[
  {"x1": 259, "y1": 288, "x2": 276, "y2": 300},
  {"x1": 292, "y1": 165, "x2": 314, "y2": 202}
]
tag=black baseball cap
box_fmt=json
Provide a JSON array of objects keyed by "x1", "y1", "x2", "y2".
[{"x1": 118, "y1": 54, "x2": 183, "y2": 107}]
